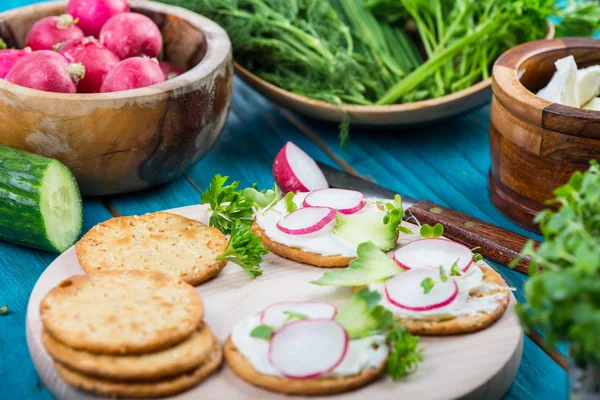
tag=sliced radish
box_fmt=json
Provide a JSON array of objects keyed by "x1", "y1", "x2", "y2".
[
  {"x1": 273, "y1": 142, "x2": 329, "y2": 194},
  {"x1": 393, "y1": 238, "x2": 473, "y2": 273},
  {"x1": 384, "y1": 268, "x2": 458, "y2": 312},
  {"x1": 261, "y1": 302, "x2": 337, "y2": 327},
  {"x1": 268, "y1": 319, "x2": 348, "y2": 379},
  {"x1": 303, "y1": 189, "x2": 367, "y2": 215},
  {"x1": 276, "y1": 207, "x2": 336, "y2": 236}
]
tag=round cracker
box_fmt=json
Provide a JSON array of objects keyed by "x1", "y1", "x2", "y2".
[
  {"x1": 398, "y1": 266, "x2": 511, "y2": 335},
  {"x1": 43, "y1": 324, "x2": 215, "y2": 381},
  {"x1": 76, "y1": 212, "x2": 228, "y2": 286},
  {"x1": 252, "y1": 222, "x2": 353, "y2": 267},
  {"x1": 224, "y1": 336, "x2": 385, "y2": 395},
  {"x1": 40, "y1": 270, "x2": 204, "y2": 354},
  {"x1": 55, "y1": 338, "x2": 223, "y2": 399}
]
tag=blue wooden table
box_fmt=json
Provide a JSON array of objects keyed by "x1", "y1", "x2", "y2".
[{"x1": 0, "y1": 1, "x2": 565, "y2": 399}]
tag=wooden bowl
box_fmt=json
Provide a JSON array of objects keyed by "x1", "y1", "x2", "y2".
[
  {"x1": 0, "y1": 1, "x2": 233, "y2": 196},
  {"x1": 489, "y1": 37, "x2": 600, "y2": 232},
  {"x1": 235, "y1": 23, "x2": 554, "y2": 126}
]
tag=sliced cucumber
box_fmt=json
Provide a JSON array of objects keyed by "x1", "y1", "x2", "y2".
[
  {"x1": 333, "y1": 210, "x2": 399, "y2": 251},
  {"x1": 0, "y1": 146, "x2": 82, "y2": 253}
]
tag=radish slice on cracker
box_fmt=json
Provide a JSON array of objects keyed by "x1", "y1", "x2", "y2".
[
  {"x1": 273, "y1": 142, "x2": 328, "y2": 193},
  {"x1": 393, "y1": 238, "x2": 473, "y2": 273},
  {"x1": 276, "y1": 207, "x2": 336, "y2": 235},
  {"x1": 384, "y1": 268, "x2": 459, "y2": 311},
  {"x1": 261, "y1": 302, "x2": 337, "y2": 327},
  {"x1": 268, "y1": 319, "x2": 348, "y2": 379},
  {"x1": 303, "y1": 189, "x2": 367, "y2": 214}
]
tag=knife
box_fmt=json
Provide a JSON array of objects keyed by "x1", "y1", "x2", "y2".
[{"x1": 318, "y1": 162, "x2": 539, "y2": 275}]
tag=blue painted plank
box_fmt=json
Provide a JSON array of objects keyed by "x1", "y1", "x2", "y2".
[{"x1": 0, "y1": 202, "x2": 113, "y2": 400}]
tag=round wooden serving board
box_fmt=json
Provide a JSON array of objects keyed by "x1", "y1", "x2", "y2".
[{"x1": 26, "y1": 205, "x2": 523, "y2": 400}]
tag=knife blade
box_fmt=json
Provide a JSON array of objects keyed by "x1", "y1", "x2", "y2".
[{"x1": 318, "y1": 162, "x2": 538, "y2": 275}]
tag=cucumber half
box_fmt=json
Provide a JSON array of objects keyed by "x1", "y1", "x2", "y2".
[
  {"x1": 39, "y1": 161, "x2": 83, "y2": 252},
  {"x1": 0, "y1": 145, "x2": 82, "y2": 253}
]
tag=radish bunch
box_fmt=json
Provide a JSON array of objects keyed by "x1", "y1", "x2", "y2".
[{"x1": 1, "y1": 0, "x2": 187, "y2": 94}]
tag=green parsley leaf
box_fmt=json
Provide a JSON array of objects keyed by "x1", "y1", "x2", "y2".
[
  {"x1": 386, "y1": 326, "x2": 423, "y2": 379},
  {"x1": 420, "y1": 277, "x2": 435, "y2": 294},
  {"x1": 450, "y1": 260, "x2": 461, "y2": 276},
  {"x1": 201, "y1": 175, "x2": 254, "y2": 234},
  {"x1": 284, "y1": 192, "x2": 297, "y2": 213},
  {"x1": 250, "y1": 325, "x2": 274, "y2": 341},
  {"x1": 439, "y1": 266, "x2": 448, "y2": 282},
  {"x1": 0, "y1": 305, "x2": 8, "y2": 316},
  {"x1": 217, "y1": 220, "x2": 269, "y2": 279},
  {"x1": 420, "y1": 223, "x2": 444, "y2": 238}
]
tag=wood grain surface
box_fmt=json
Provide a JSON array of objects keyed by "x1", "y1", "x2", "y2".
[
  {"x1": 27, "y1": 205, "x2": 523, "y2": 400},
  {"x1": 490, "y1": 37, "x2": 600, "y2": 232},
  {"x1": 0, "y1": 1, "x2": 574, "y2": 399}
]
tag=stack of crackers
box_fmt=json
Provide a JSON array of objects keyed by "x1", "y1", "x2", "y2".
[{"x1": 40, "y1": 270, "x2": 222, "y2": 398}]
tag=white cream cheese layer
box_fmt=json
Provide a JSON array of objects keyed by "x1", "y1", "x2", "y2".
[
  {"x1": 231, "y1": 314, "x2": 389, "y2": 377},
  {"x1": 369, "y1": 264, "x2": 505, "y2": 321},
  {"x1": 254, "y1": 193, "x2": 384, "y2": 257}
]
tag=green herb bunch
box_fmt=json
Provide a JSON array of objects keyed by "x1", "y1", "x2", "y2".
[
  {"x1": 201, "y1": 175, "x2": 270, "y2": 278},
  {"x1": 515, "y1": 161, "x2": 600, "y2": 367}
]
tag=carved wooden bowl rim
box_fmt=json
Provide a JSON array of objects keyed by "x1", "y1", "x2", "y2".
[
  {"x1": 234, "y1": 22, "x2": 554, "y2": 117},
  {"x1": 0, "y1": 0, "x2": 231, "y2": 100},
  {"x1": 492, "y1": 37, "x2": 600, "y2": 132}
]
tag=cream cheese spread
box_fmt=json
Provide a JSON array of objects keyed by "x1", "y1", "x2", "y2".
[
  {"x1": 231, "y1": 314, "x2": 389, "y2": 377},
  {"x1": 254, "y1": 193, "x2": 384, "y2": 257}
]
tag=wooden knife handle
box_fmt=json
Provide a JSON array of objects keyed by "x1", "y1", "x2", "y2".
[{"x1": 407, "y1": 200, "x2": 539, "y2": 275}]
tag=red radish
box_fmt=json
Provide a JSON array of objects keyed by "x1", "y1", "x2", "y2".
[
  {"x1": 100, "y1": 12, "x2": 162, "y2": 59},
  {"x1": 273, "y1": 142, "x2": 329, "y2": 194},
  {"x1": 58, "y1": 37, "x2": 120, "y2": 93},
  {"x1": 0, "y1": 47, "x2": 31, "y2": 79},
  {"x1": 261, "y1": 302, "x2": 337, "y2": 327},
  {"x1": 5, "y1": 51, "x2": 85, "y2": 94},
  {"x1": 303, "y1": 189, "x2": 367, "y2": 215},
  {"x1": 384, "y1": 268, "x2": 459, "y2": 312},
  {"x1": 268, "y1": 319, "x2": 348, "y2": 379},
  {"x1": 276, "y1": 207, "x2": 336, "y2": 236},
  {"x1": 66, "y1": 0, "x2": 129, "y2": 37},
  {"x1": 159, "y1": 61, "x2": 185, "y2": 80},
  {"x1": 393, "y1": 238, "x2": 473, "y2": 273},
  {"x1": 24, "y1": 14, "x2": 84, "y2": 51},
  {"x1": 100, "y1": 57, "x2": 165, "y2": 93}
]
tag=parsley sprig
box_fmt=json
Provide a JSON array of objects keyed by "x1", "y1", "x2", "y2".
[
  {"x1": 217, "y1": 220, "x2": 269, "y2": 279},
  {"x1": 201, "y1": 175, "x2": 254, "y2": 234}
]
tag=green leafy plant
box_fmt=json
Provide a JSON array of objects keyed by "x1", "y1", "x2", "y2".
[
  {"x1": 0, "y1": 305, "x2": 8, "y2": 316},
  {"x1": 217, "y1": 220, "x2": 269, "y2": 278},
  {"x1": 283, "y1": 192, "x2": 297, "y2": 213},
  {"x1": 201, "y1": 175, "x2": 255, "y2": 234},
  {"x1": 515, "y1": 161, "x2": 600, "y2": 367},
  {"x1": 420, "y1": 223, "x2": 443, "y2": 238}
]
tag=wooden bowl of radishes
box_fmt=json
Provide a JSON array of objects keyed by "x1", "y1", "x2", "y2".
[{"x1": 0, "y1": 0, "x2": 232, "y2": 195}]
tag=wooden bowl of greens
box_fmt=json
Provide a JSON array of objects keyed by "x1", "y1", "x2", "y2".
[{"x1": 164, "y1": 0, "x2": 557, "y2": 127}]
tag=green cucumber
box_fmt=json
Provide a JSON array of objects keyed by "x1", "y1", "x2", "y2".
[{"x1": 0, "y1": 146, "x2": 82, "y2": 253}]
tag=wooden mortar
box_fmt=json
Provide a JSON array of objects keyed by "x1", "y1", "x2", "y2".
[
  {"x1": 490, "y1": 38, "x2": 600, "y2": 232},
  {"x1": 0, "y1": 1, "x2": 233, "y2": 196}
]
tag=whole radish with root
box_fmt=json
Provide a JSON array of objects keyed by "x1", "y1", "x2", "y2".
[
  {"x1": 5, "y1": 51, "x2": 85, "y2": 94},
  {"x1": 25, "y1": 14, "x2": 84, "y2": 51},
  {"x1": 58, "y1": 37, "x2": 120, "y2": 93},
  {"x1": 100, "y1": 57, "x2": 165, "y2": 93},
  {"x1": 0, "y1": 39, "x2": 31, "y2": 79},
  {"x1": 66, "y1": 0, "x2": 129, "y2": 37},
  {"x1": 100, "y1": 12, "x2": 163, "y2": 59}
]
